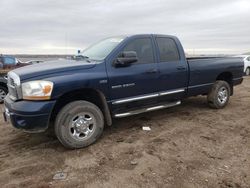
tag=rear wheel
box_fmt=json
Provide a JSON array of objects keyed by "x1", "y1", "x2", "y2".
[
  {"x1": 0, "y1": 86, "x2": 7, "y2": 104},
  {"x1": 55, "y1": 100, "x2": 104, "y2": 149},
  {"x1": 207, "y1": 81, "x2": 230, "y2": 109},
  {"x1": 245, "y1": 67, "x2": 250, "y2": 76}
]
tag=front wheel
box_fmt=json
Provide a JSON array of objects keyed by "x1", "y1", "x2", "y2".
[
  {"x1": 0, "y1": 86, "x2": 8, "y2": 104},
  {"x1": 207, "y1": 81, "x2": 230, "y2": 109},
  {"x1": 55, "y1": 100, "x2": 104, "y2": 149}
]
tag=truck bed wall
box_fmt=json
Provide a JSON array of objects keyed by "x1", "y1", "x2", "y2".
[{"x1": 186, "y1": 57, "x2": 244, "y2": 97}]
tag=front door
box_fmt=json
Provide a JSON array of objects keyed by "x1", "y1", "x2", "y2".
[{"x1": 106, "y1": 36, "x2": 159, "y2": 114}]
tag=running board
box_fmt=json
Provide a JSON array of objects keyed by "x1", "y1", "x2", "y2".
[{"x1": 114, "y1": 101, "x2": 181, "y2": 118}]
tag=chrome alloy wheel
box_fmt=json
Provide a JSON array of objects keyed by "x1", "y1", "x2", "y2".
[
  {"x1": 217, "y1": 86, "x2": 228, "y2": 105},
  {"x1": 0, "y1": 88, "x2": 7, "y2": 102},
  {"x1": 69, "y1": 113, "x2": 96, "y2": 141}
]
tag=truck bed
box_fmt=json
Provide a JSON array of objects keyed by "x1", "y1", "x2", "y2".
[{"x1": 186, "y1": 57, "x2": 244, "y2": 96}]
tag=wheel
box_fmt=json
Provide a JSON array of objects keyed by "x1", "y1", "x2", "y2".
[
  {"x1": 55, "y1": 100, "x2": 104, "y2": 149},
  {"x1": 245, "y1": 67, "x2": 250, "y2": 76},
  {"x1": 0, "y1": 86, "x2": 8, "y2": 104},
  {"x1": 207, "y1": 81, "x2": 230, "y2": 109}
]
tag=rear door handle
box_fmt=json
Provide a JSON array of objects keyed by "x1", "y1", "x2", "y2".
[
  {"x1": 145, "y1": 68, "x2": 158, "y2": 74},
  {"x1": 177, "y1": 66, "x2": 186, "y2": 71}
]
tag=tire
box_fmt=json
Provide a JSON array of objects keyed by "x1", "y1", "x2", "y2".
[
  {"x1": 207, "y1": 81, "x2": 230, "y2": 109},
  {"x1": 245, "y1": 67, "x2": 250, "y2": 76},
  {"x1": 55, "y1": 100, "x2": 104, "y2": 149},
  {"x1": 0, "y1": 86, "x2": 8, "y2": 104}
]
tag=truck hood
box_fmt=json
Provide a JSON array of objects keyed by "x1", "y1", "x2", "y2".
[{"x1": 12, "y1": 59, "x2": 97, "y2": 80}]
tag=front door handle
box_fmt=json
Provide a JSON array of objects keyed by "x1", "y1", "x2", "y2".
[
  {"x1": 146, "y1": 68, "x2": 158, "y2": 74},
  {"x1": 177, "y1": 66, "x2": 186, "y2": 71}
]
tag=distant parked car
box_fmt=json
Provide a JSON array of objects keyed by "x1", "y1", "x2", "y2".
[
  {"x1": 234, "y1": 55, "x2": 250, "y2": 76},
  {"x1": 25, "y1": 60, "x2": 44, "y2": 64},
  {"x1": 0, "y1": 55, "x2": 30, "y2": 103}
]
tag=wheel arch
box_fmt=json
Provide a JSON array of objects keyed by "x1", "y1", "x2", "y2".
[
  {"x1": 50, "y1": 88, "x2": 112, "y2": 126},
  {"x1": 216, "y1": 72, "x2": 233, "y2": 95}
]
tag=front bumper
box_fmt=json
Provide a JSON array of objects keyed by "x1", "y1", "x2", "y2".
[{"x1": 3, "y1": 95, "x2": 56, "y2": 132}]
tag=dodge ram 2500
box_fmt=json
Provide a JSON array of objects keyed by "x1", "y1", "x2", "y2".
[{"x1": 3, "y1": 34, "x2": 244, "y2": 149}]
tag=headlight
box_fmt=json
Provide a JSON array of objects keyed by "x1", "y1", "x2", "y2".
[{"x1": 22, "y1": 80, "x2": 53, "y2": 100}]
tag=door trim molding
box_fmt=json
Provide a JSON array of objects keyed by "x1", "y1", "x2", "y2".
[
  {"x1": 112, "y1": 93, "x2": 158, "y2": 104},
  {"x1": 159, "y1": 89, "x2": 185, "y2": 96},
  {"x1": 112, "y1": 88, "x2": 185, "y2": 105},
  {"x1": 188, "y1": 83, "x2": 213, "y2": 89}
]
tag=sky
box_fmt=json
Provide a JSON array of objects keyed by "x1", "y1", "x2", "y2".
[{"x1": 0, "y1": 0, "x2": 249, "y2": 55}]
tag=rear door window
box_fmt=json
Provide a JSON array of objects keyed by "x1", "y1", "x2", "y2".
[{"x1": 156, "y1": 37, "x2": 180, "y2": 62}]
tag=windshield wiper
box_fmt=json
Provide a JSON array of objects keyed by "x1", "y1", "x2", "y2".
[
  {"x1": 78, "y1": 55, "x2": 89, "y2": 59},
  {"x1": 75, "y1": 55, "x2": 91, "y2": 62}
]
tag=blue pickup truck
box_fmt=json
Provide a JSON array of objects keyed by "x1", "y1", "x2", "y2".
[{"x1": 3, "y1": 34, "x2": 244, "y2": 149}]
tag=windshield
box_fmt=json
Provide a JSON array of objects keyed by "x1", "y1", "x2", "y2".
[{"x1": 80, "y1": 37, "x2": 125, "y2": 61}]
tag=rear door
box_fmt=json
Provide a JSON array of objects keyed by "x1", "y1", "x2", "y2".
[
  {"x1": 106, "y1": 36, "x2": 159, "y2": 114},
  {"x1": 154, "y1": 36, "x2": 188, "y2": 102}
]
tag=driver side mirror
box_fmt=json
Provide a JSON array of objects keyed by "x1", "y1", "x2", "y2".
[{"x1": 114, "y1": 51, "x2": 138, "y2": 67}]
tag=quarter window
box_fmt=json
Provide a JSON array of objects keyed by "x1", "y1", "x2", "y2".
[
  {"x1": 123, "y1": 38, "x2": 154, "y2": 64},
  {"x1": 156, "y1": 38, "x2": 180, "y2": 62}
]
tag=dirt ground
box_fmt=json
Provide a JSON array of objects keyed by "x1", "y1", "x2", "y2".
[{"x1": 0, "y1": 77, "x2": 250, "y2": 188}]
